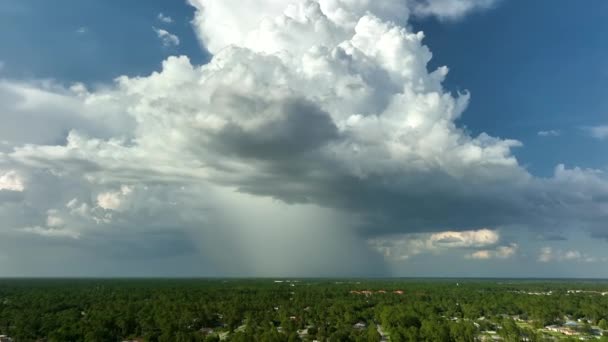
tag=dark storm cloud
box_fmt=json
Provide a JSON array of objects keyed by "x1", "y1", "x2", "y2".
[
  {"x1": 87, "y1": 230, "x2": 200, "y2": 259},
  {"x1": 209, "y1": 98, "x2": 339, "y2": 160}
]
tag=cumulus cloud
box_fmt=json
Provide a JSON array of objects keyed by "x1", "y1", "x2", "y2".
[
  {"x1": 537, "y1": 247, "x2": 603, "y2": 263},
  {"x1": 368, "y1": 229, "x2": 516, "y2": 261},
  {"x1": 154, "y1": 27, "x2": 180, "y2": 47},
  {"x1": 157, "y1": 13, "x2": 173, "y2": 24},
  {"x1": 46, "y1": 209, "x2": 65, "y2": 228},
  {"x1": 187, "y1": 0, "x2": 500, "y2": 53},
  {"x1": 468, "y1": 243, "x2": 518, "y2": 260},
  {"x1": 97, "y1": 185, "x2": 133, "y2": 211},
  {"x1": 0, "y1": 170, "x2": 24, "y2": 192},
  {"x1": 430, "y1": 229, "x2": 499, "y2": 248},
  {"x1": 0, "y1": 0, "x2": 607, "y2": 276},
  {"x1": 469, "y1": 250, "x2": 491, "y2": 259}
]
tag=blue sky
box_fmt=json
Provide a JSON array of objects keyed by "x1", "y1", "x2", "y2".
[
  {"x1": 416, "y1": 0, "x2": 608, "y2": 176},
  {"x1": 0, "y1": 0, "x2": 208, "y2": 83},
  {"x1": 0, "y1": 0, "x2": 607, "y2": 277}
]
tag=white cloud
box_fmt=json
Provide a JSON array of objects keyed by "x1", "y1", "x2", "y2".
[
  {"x1": 157, "y1": 13, "x2": 173, "y2": 24},
  {"x1": 538, "y1": 130, "x2": 560, "y2": 137},
  {"x1": 187, "y1": 0, "x2": 499, "y2": 54},
  {"x1": 369, "y1": 229, "x2": 507, "y2": 261},
  {"x1": 588, "y1": 125, "x2": 608, "y2": 140},
  {"x1": 468, "y1": 243, "x2": 518, "y2": 260},
  {"x1": 411, "y1": 0, "x2": 499, "y2": 20},
  {"x1": 470, "y1": 250, "x2": 492, "y2": 259},
  {"x1": 538, "y1": 247, "x2": 553, "y2": 262},
  {"x1": 76, "y1": 27, "x2": 87, "y2": 34},
  {"x1": 429, "y1": 229, "x2": 499, "y2": 248},
  {"x1": 0, "y1": 170, "x2": 24, "y2": 192},
  {"x1": 538, "y1": 247, "x2": 599, "y2": 263},
  {"x1": 496, "y1": 244, "x2": 518, "y2": 258},
  {"x1": 563, "y1": 250, "x2": 581, "y2": 260},
  {"x1": 97, "y1": 185, "x2": 133, "y2": 211},
  {"x1": 153, "y1": 27, "x2": 180, "y2": 47},
  {"x1": 46, "y1": 209, "x2": 65, "y2": 228},
  {"x1": 66, "y1": 198, "x2": 95, "y2": 220}
]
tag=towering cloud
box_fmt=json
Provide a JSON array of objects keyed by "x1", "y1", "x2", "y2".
[{"x1": 0, "y1": 0, "x2": 606, "y2": 276}]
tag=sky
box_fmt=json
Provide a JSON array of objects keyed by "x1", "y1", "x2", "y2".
[{"x1": 0, "y1": 0, "x2": 607, "y2": 278}]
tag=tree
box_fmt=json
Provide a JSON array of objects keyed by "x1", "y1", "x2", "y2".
[
  {"x1": 449, "y1": 321, "x2": 476, "y2": 342},
  {"x1": 498, "y1": 318, "x2": 520, "y2": 341},
  {"x1": 205, "y1": 334, "x2": 220, "y2": 342},
  {"x1": 366, "y1": 323, "x2": 380, "y2": 342},
  {"x1": 419, "y1": 320, "x2": 450, "y2": 341},
  {"x1": 599, "y1": 319, "x2": 608, "y2": 331},
  {"x1": 287, "y1": 332, "x2": 301, "y2": 342}
]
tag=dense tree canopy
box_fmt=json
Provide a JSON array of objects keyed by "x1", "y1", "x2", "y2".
[{"x1": 0, "y1": 279, "x2": 607, "y2": 341}]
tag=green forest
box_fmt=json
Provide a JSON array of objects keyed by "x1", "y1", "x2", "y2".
[{"x1": 0, "y1": 279, "x2": 607, "y2": 341}]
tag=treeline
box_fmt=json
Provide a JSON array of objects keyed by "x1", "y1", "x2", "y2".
[{"x1": 0, "y1": 279, "x2": 607, "y2": 341}]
